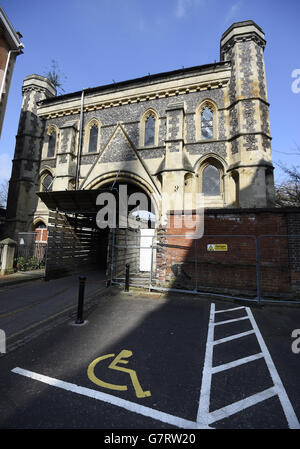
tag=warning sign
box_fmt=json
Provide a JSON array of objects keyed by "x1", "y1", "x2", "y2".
[{"x1": 207, "y1": 244, "x2": 228, "y2": 251}]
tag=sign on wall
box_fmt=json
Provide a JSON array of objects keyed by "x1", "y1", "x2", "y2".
[{"x1": 207, "y1": 244, "x2": 228, "y2": 252}]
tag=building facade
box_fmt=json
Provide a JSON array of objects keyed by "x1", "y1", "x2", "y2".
[
  {"x1": 5, "y1": 20, "x2": 275, "y2": 239},
  {"x1": 0, "y1": 6, "x2": 23, "y2": 138}
]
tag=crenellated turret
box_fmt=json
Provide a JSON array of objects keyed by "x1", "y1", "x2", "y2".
[
  {"x1": 5, "y1": 75, "x2": 56, "y2": 238},
  {"x1": 221, "y1": 21, "x2": 275, "y2": 207}
]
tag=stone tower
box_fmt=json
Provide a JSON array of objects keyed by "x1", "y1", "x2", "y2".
[
  {"x1": 220, "y1": 20, "x2": 275, "y2": 207},
  {"x1": 5, "y1": 74, "x2": 56, "y2": 238}
]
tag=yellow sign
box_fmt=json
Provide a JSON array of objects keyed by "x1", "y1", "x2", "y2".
[
  {"x1": 207, "y1": 244, "x2": 228, "y2": 251},
  {"x1": 87, "y1": 349, "x2": 151, "y2": 398}
]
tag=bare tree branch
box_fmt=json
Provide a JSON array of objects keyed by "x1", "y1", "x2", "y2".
[
  {"x1": 274, "y1": 147, "x2": 300, "y2": 207},
  {"x1": 0, "y1": 180, "x2": 8, "y2": 208}
]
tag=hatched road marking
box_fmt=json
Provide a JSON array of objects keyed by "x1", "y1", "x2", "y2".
[{"x1": 197, "y1": 303, "x2": 300, "y2": 428}]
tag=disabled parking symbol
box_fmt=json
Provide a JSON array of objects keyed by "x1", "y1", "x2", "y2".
[{"x1": 87, "y1": 349, "x2": 151, "y2": 399}]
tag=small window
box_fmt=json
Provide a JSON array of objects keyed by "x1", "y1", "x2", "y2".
[
  {"x1": 202, "y1": 165, "x2": 220, "y2": 196},
  {"x1": 47, "y1": 131, "x2": 56, "y2": 157},
  {"x1": 144, "y1": 114, "x2": 155, "y2": 146},
  {"x1": 35, "y1": 223, "x2": 48, "y2": 243},
  {"x1": 42, "y1": 173, "x2": 53, "y2": 192},
  {"x1": 201, "y1": 107, "x2": 213, "y2": 139},
  {"x1": 88, "y1": 124, "x2": 98, "y2": 153}
]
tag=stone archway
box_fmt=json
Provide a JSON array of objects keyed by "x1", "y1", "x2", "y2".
[{"x1": 85, "y1": 170, "x2": 160, "y2": 227}]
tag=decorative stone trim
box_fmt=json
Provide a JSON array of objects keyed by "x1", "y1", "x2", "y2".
[{"x1": 40, "y1": 81, "x2": 229, "y2": 120}]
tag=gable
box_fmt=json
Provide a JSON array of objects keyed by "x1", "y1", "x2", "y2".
[{"x1": 99, "y1": 127, "x2": 137, "y2": 163}]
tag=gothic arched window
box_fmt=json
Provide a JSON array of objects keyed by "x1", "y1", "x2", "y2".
[
  {"x1": 47, "y1": 131, "x2": 56, "y2": 157},
  {"x1": 201, "y1": 106, "x2": 214, "y2": 139},
  {"x1": 144, "y1": 114, "x2": 155, "y2": 146},
  {"x1": 88, "y1": 124, "x2": 98, "y2": 153},
  {"x1": 35, "y1": 222, "x2": 48, "y2": 243},
  {"x1": 41, "y1": 173, "x2": 54, "y2": 192},
  {"x1": 202, "y1": 164, "x2": 220, "y2": 196}
]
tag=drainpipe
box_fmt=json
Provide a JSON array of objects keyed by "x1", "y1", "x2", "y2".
[{"x1": 75, "y1": 89, "x2": 85, "y2": 190}]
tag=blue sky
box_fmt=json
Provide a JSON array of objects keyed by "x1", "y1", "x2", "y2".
[{"x1": 0, "y1": 0, "x2": 299, "y2": 185}]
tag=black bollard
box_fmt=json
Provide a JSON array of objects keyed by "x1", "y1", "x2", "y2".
[
  {"x1": 75, "y1": 276, "x2": 86, "y2": 324},
  {"x1": 125, "y1": 263, "x2": 130, "y2": 292}
]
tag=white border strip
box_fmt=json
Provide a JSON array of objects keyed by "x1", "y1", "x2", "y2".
[
  {"x1": 214, "y1": 316, "x2": 249, "y2": 326},
  {"x1": 206, "y1": 386, "x2": 277, "y2": 425},
  {"x1": 211, "y1": 352, "x2": 263, "y2": 374},
  {"x1": 214, "y1": 306, "x2": 246, "y2": 314},
  {"x1": 197, "y1": 303, "x2": 215, "y2": 422},
  {"x1": 11, "y1": 367, "x2": 211, "y2": 430},
  {"x1": 213, "y1": 330, "x2": 255, "y2": 345}
]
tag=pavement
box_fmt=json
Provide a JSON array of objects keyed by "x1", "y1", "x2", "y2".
[
  {"x1": 0, "y1": 269, "x2": 45, "y2": 287},
  {"x1": 0, "y1": 268, "x2": 107, "y2": 353},
  {"x1": 0, "y1": 273, "x2": 300, "y2": 432}
]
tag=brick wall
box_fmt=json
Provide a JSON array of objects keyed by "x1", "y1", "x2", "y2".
[{"x1": 155, "y1": 208, "x2": 300, "y2": 298}]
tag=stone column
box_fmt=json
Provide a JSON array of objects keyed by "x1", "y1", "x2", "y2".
[
  {"x1": 0, "y1": 238, "x2": 16, "y2": 275},
  {"x1": 54, "y1": 120, "x2": 78, "y2": 191},
  {"x1": 160, "y1": 102, "x2": 194, "y2": 221}
]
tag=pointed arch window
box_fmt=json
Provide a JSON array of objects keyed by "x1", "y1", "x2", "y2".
[
  {"x1": 41, "y1": 172, "x2": 54, "y2": 192},
  {"x1": 88, "y1": 123, "x2": 98, "y2": 153},
  {"x1": 47, "y1": 131, "x2": 56, "y2": 157},
  {"x1": 144, "y1": 114, "x2": 155, "y2": 146},
  {"x1": 34, "y1": 222, "x2": 48, "y2": 243},
  {"x1": 202, "y1": 164, "x2": 220, "y2": 196},
  {"x1": 201, "y1": 106, "x2": 214, "y2": 139}
]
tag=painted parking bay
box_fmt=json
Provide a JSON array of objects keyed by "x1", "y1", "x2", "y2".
[{"x1": 2, "y1": 292, "x2": 300, "y2": 428}]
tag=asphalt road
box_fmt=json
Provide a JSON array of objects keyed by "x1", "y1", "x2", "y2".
[
  {"x1": 0, "y1": 284, "x2": 300, "y2": 432},
  {"x1": 0, "y1": 269, "x2": 107, "y2": 351}
]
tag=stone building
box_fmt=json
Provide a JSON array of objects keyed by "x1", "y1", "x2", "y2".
[{"x1": 5, "y1": 20, "x2": 275, "y2": 240}]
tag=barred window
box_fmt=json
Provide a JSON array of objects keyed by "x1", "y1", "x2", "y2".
[
  {"x1": 202, "y1": 164, "x2": 220, "y2": 196},
  {"x1": 42, "y1": 173, "x2": 53, "y2": 192},
  {"x1": 144, "y1": 114, "x2": 155, "y2": 146},
  {"x1": 47, "y1": 131, "x2": 56, "y2": 157},
  {"x1": 201, "y1": 107, "x2": 213, "y2": 139},
  {"x1": 88, "y1": 124, "x2": 98, "y2": 153}
]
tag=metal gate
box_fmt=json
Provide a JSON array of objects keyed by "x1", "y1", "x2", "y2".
[
  {"x1": 107, "y1": 226, "x2": 156, "y2": 288},
  {"x1": 108, "y1": 229, "x2": 300, "y2": 304}
]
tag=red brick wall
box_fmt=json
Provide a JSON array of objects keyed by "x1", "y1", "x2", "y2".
[
  {"x1": 0, "y1": 35, "x2": 9, "y2": 71},
  {"x1": 156, "y1": 208, "x2": 300, "y2": 298}
]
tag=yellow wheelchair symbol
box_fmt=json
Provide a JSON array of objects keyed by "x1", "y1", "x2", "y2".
[{"x1": 87, "y1": 349, "x2": 151, "y2": 398}]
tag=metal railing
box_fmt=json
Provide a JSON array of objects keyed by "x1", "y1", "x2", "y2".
[
  {"x1": 15, "y1": 232, "x2": 47, "y2": 271},
  {"x1": 109, "y1": 230, "x2": 300, "y2": 305}
]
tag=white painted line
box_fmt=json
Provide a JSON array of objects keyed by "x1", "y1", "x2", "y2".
[
  {"x1": 214, "y1": 316, "x2": 249, "y2": 326},
  {"x1": 206, "y1": 387, "x2": 277, "y2": 425},
  {"x1": 11, "y1": 367, "x2": 211, "y2": 430},
  {"x1": 211, "y1": 352, "x2": 264, "y2": 374},
  {"x1": 214, "y1": 306, "x2": 246, "y2": 314},
  {"x1": 213, "y1": 330, "x2": 255, "y2": 346},
  {"x1": 246, "y1": 308, "x2": 300, "y2": 429},
  {"x1": 197, "y1": 303, "x2": 300, "y2": 429},
  {"x1": 197, "y1": 303, "x2": 215, "y2": 422}
]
